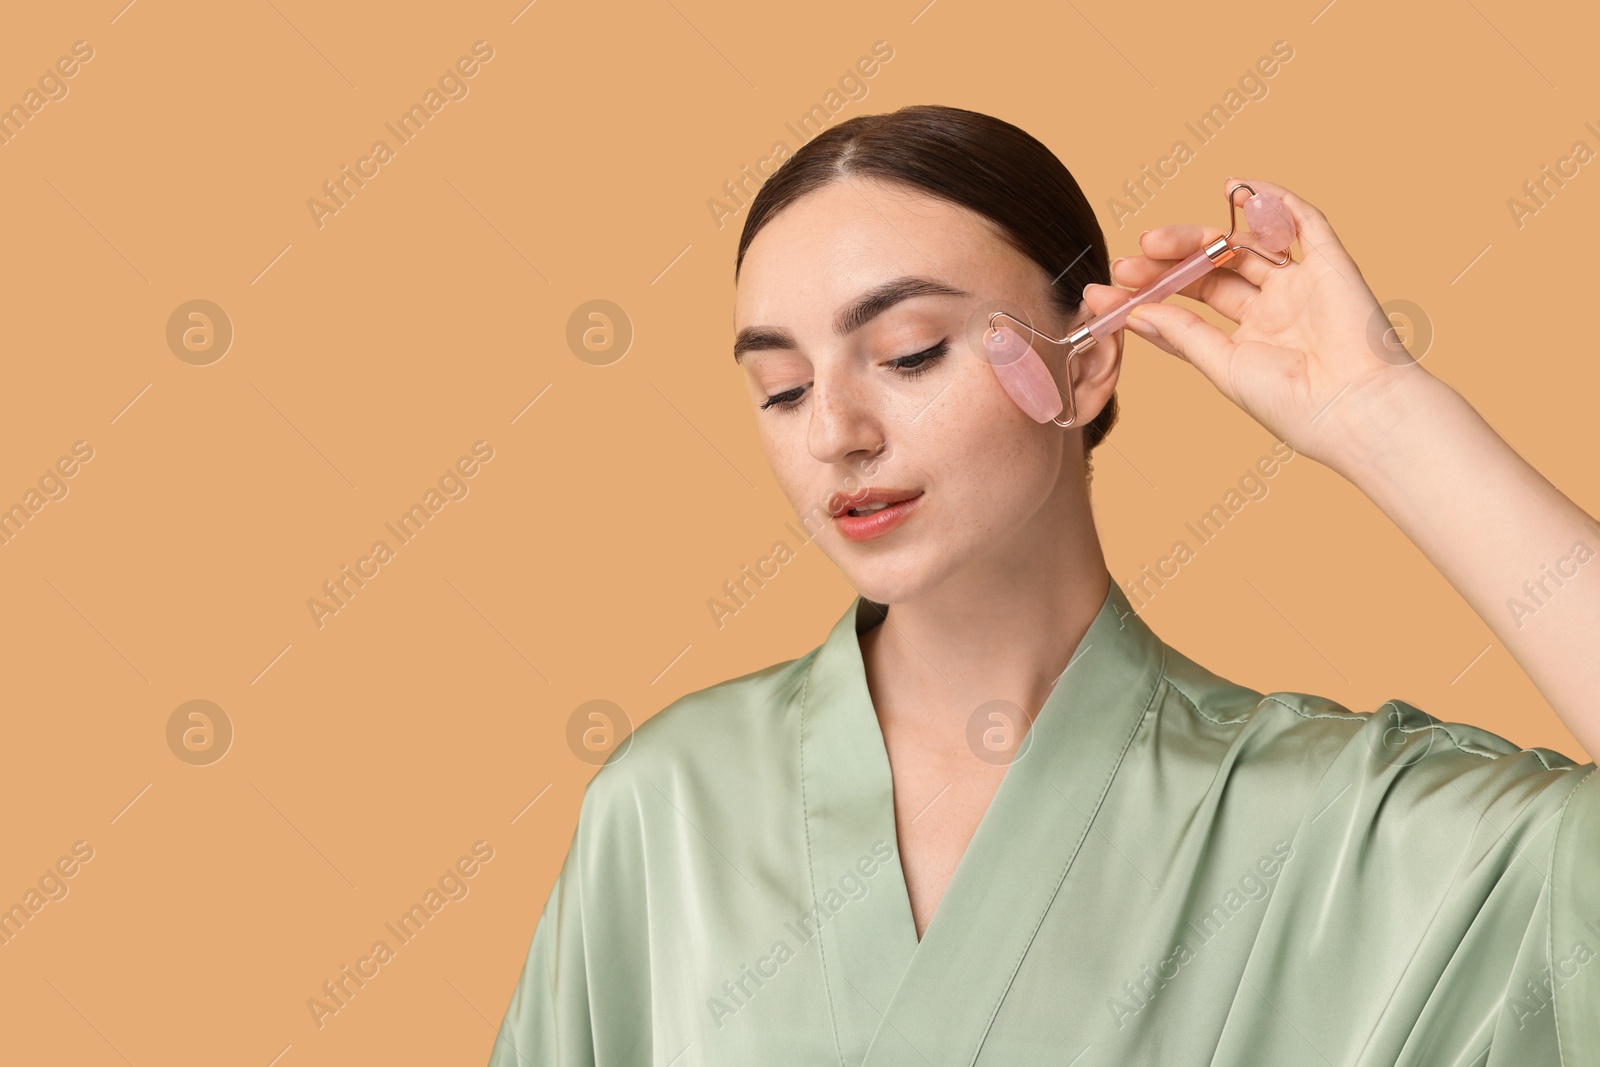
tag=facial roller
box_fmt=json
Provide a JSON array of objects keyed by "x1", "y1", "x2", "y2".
[{"x1": 984, "y1": 183, "x2": 1297, "y2": 427}]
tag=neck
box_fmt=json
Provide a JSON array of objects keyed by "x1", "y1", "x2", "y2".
[{"x1": 860, "y1": 486, "x2": 1111, "y2": 730}]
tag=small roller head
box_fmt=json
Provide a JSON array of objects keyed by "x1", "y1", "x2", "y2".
[{"x1": 1242, "y1": 191, "x2": 1295, "y2": 254}]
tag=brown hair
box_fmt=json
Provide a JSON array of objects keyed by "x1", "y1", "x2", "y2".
[{"x1": 735, "y1": 104, "x2": 1118, "y2": 472}]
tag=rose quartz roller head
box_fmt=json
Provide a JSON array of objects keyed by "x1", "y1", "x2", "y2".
[
  {"x1": 983, "y1": 183, "x2": 1296, "y2": 427},
  {"x1": 984, "y1": 321, "x2": 1066, "y2": 424}
]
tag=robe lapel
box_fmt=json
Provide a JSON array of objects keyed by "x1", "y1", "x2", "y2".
[
  {"x1": 800, "y1": 574, "x2": 1167, "y2": 1066},
  {"x1": 799, "y1": 593, "x2": 921, "y2": 1066}
]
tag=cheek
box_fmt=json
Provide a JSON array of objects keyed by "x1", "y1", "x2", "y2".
[
  {"x1": 936, "y1": 419, "x2": 1055, "y2": 511},
  {"x1": 915, "y1": 366, "x2": 1063, "y2": 529},
  {"x1": 935, "y1": 358, "x2": 1058, "y2": 469},
  {"x1": 756, "y1": 419, "x2": 815, "y2": 507}
]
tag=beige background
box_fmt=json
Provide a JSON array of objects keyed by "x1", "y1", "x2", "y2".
[{"x1": 1, "y1": 0, "x2": 1595, "y2": 1063}]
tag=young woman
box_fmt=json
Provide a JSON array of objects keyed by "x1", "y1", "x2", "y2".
[{"x1": 489, "y1": 105, "x2": 1600, "y2": 1066}]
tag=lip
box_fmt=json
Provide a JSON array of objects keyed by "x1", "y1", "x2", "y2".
[{"x1": 829, "y1": 488, "x2": 924, "y2": 543}]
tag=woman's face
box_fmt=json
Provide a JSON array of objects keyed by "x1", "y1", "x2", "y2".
[{"x1": 733, "y1": 177, "x2": 1121, "y2": 606}]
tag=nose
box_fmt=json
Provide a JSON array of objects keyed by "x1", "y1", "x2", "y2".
[{"x1": 806, "y1": 372, "x2": 886, "y2": 467}]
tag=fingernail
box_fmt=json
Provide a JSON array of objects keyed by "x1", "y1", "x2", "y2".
[{"x1": 1138, "y1": 229, "x2": 1150, "y2": 242}]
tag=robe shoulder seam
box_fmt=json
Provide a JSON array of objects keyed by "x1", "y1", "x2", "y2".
[
  {"x1": 1167, "y1": 682, "x2": 1576, "y2": 771},
  {"x1": 1257, "y1": 693, "x2": 1369, "y2": 723},
  {"x1": 1160, "y1": 675, "x2": 1356, "y2": 728},
  {"x1": 1160, "y1": 674, "x2": 1248, "y2": 725},
  {"x1": 1364, "y1": 698, "x2": 1580, "y2": 769}
]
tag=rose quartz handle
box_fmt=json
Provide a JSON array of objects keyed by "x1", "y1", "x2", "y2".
[
  {"x1": 1088, "y1": 248, "x2": 1215, "y2": 343},
  {"x1": 1082, "y1": 191, "x2": 1296, "y2": 349}
]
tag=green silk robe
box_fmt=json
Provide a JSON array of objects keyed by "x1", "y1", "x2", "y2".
[{"x1": 489, "y1": 575, "x2": 1600, "y2": 1065}]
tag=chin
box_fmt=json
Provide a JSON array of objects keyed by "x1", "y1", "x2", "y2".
[{"x1": 826, "y1": 539, "x2": 949, "y2": 607}]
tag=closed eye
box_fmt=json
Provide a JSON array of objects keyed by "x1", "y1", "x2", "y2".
[{"x1": 759, "y1": 338, "x2": 950, "y2": 413}]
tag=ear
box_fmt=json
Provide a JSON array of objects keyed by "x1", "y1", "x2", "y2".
[{"x1": 1064, "y1": 326, "x2": 1123, "y2": 426}]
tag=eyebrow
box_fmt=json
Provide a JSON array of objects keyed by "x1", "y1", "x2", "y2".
[{"x1": 733, "y1": 275, "x2": 970, "y2": 364}]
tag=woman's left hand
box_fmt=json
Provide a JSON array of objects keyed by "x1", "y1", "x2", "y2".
[{"x1": 1084, "y1": 175, "x2": 1433, "y2": 473}]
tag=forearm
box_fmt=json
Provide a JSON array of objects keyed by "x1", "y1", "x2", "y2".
[{"x1": 1326, "y1": 367, "x2": 1600, "y2": 762}]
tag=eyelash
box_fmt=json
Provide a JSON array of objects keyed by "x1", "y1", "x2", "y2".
[{"x1": 759, "y1": 339, "x2": 951, "y2": 413}]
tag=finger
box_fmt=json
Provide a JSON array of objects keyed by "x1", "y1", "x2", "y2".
[
  {"x1": 1222, "y1": 175, "x2": 1353, "y2": 273},
  {"x1": 1079, "y1": 281, "x2": 1131, "y2": 321},
  {"x1": 1132, "y1": 223, "x2": 1279, "y2": 288},
  {"x1": 1106, "y1": 256, "x2": 1260, "y2": 324},
  {"x1": 1135, "y1": 223, "x2": 1220, "y2": 260},
  {"x1": 1122, "y1": 302, "x2": 1235, "y2": 380}
]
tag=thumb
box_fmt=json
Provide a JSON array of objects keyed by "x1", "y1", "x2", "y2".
[{"x1": 1124, "y1": 302, "x2": 1231, "y2": 373}]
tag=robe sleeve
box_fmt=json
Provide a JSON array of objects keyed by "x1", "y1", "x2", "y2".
[
  {"x1": 1240, "y1": 695, "x2": 1600, "y2": 1066},
  {"x1": 486, "y1": 748, "x2": 660, "y2": 1066},
  {"x1": 487, "y1": 817, "x2": 595, "y2": 1067},
  {"x1": 1549, "y1": 752, "x2": 1600, "y2": 1058}
]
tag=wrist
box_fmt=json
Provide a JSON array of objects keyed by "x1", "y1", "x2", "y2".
[{"x1": 1319, "y1": 363, "x2": 1458, "y2": 485}]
